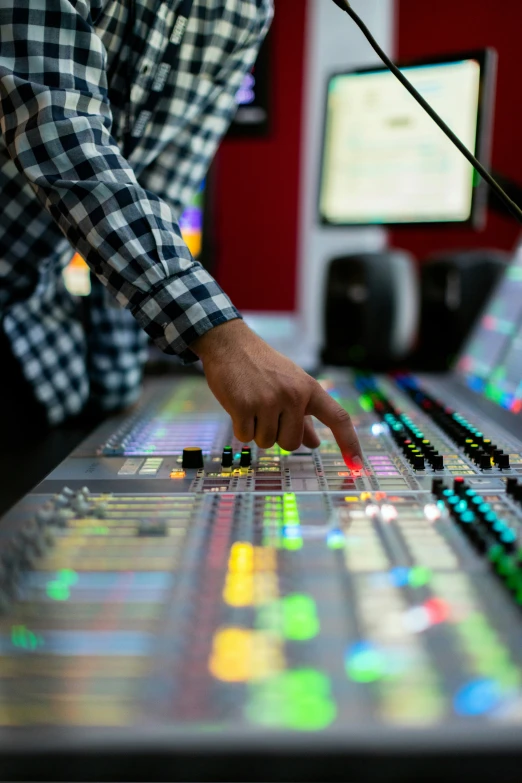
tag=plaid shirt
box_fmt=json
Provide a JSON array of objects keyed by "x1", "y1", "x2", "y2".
[{"x1": 0, "y1": 0, "x2": 272, "y2": 424}]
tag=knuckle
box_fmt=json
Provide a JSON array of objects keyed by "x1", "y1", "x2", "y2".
[
  {"x1": 256, "y1": 435, "x2": 276, "y2": 450},
  {"x1": 233, "y1": 424, "x2": 251, "y2": 442},
  {"x1": 279, "y1": 437, "x2": 301, "y2": 453},
  {"x1": 259, "y1": 392, "x2": 278, "y2": 410},
  {"x1": 283, "y1": 384, "x2": 303, "y2": 408}
]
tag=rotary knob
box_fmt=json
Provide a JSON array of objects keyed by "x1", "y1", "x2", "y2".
[
  {"x1": 221, "y1": 446, "x2": 233, "y2": 468},
  {"x1": 182, "y1": 447, "x2": 204, "y2": 469},
  {"x1": 240, "y1": 447, "x2": 252, "y2": 468}
]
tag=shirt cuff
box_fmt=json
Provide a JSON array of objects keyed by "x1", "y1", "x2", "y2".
[{"x1": 128, "y1": 266, "x2": 242, "y2": 363}]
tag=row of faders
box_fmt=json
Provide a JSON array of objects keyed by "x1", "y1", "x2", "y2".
[{"x1": 2, "y1": 481, "x2": 522, "y2": 731}]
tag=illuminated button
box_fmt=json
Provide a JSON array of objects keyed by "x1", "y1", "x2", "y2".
[
  {"x1": 453, "y1": 477, "x2": 465, "y2": 494},
  {"x1": 182, "y1": 447, "x2": 204, "y2": 469}
]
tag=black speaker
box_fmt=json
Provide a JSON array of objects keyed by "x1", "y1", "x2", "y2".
[
  {"x1": 321, "y1": 251, "x2": 419, "y2": 369},
  {"x1": 417, "y1": 249, "x2": 509, "y2": 370}
]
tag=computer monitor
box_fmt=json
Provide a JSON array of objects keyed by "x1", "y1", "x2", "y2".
[
  {"x1": 318, "y1": 50, "x2": 496, "y2": 228},
  {"x1": 457, "y1": 238, "x2": 522, "y2": 413}
]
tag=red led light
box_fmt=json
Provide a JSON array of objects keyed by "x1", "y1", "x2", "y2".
[{"x1": 424, "y1": 597, "x2": 450, "y2": 625}]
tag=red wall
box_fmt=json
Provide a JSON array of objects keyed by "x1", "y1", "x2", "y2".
[
  {"x1": 390, "y1": 0, "x2": 522, "y2": 260},
  {"x1": 213, "y1": 0, "x2": 308, "y2": 311}
]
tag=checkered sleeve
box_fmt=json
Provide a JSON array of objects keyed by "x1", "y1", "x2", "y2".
[{"x1": 0, "y1": 0, "x2": 241, "y2": 362}]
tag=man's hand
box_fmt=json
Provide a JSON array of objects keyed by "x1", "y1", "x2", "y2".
[{"x1": 191, "y1": 320, "x2": 363, "y2": 469}]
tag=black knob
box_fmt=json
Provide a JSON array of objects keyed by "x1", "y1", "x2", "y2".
[
  {"x1": 479, "y1": 453, "x2": 492, "y2": 470},
  {"x1": 182, "y1": 447, "x2": 204, "y2": 470},
  {"x1": 431, "y1": 478, "x2": 444, "y2": 496},
  {"x1": 431, "y1": 454, "x2": 444, "y2": 471},
  {"x1": 496, "y1": 453, "x2": 510, "y2": 470},
  {"x1": 412, "y1": 454, "x2": 425, "y2": 471},
  {"x1": 453, "y1": 477, "x2": 466, "y2": 494},
  {"x1": 240, "y1": 447, "x2": 252, "y2": 468},
  {"x1": 506, "y1": 477, "x2": 518, "y2": 496},
  {"x1": 221, "y1": 446, "x2": 233, "y2": 468}
]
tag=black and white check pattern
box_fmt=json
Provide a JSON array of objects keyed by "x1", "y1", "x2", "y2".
[{"x1": 0, "y1": 0, "x2": 272, "y2": 424}]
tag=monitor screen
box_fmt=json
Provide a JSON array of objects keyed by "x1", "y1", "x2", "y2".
[
  {"x1": 319, "y1": 51, "x2": 496, "y2": 227},
  {"x1": 457, "y1": 239, "x2": 522, "y2": 411}
]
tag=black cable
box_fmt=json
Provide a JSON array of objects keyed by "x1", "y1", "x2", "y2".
[{"x1": 334, "y1": 0, "x2": 522, "y2": 225}]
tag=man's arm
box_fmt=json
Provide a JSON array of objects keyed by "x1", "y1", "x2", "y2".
[
  {"x1": 0, "y1": 0, "x2": 237, "y2": 358},
  {"x1": 0, "y1": 0, "x2": 362, "y2": 463}
]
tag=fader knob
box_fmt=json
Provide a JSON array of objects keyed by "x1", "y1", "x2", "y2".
[
  {"x1": 479, "y1": 453, "x2": 492, "y2": 470},
  {"x1": 221, "y1": 446, "x2": 233, "y2": 468},
  {"x1": 431, "y1": 454, "x2": 444, "y2": 471},
  {"x1": 506, "y1": 477, "x2": 518, "y2": 496},
  {"x1": 240, "y1": 447, "x2": 252, "y2": 468},
  {"x1": 412, "y1": 454, "x2": 425, "y2": 471},
  {"x1": 182, "y1": 447, "x2": 204, "y2": 470},
  {"x1": 431, "y1": 478, "x2": 444, "y2": 497},
  {"x1": 453, "y1": 477, "x2": 466, "y2": 494},
  {"x1": 496, "y1": 453, "x2": 510, "y2": 470}
]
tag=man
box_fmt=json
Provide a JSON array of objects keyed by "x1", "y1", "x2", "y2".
[{"x1": 0, "y1": 0, "x2": 362, "y2": 467}]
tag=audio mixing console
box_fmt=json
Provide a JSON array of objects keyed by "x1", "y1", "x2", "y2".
[{"x1": 3, "y1": 372, "x2": 522, "y2": 780}]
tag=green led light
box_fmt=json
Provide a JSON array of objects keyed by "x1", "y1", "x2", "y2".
[
  {"x1": 11, "y1": 625, "x2": 42, "y2": 651},
  {"x1": 46, "y1": 582, "x2": 70, "y2": 601},
  {"x1": 346, "y1": 647, "x2": 387, "y2": 683},
  {"x1": 327, "y1": 530, "x2": 345, "y2": 549},
  {"x1": 283, "y1": 537, "x2": 303, "y2": 551},
  {"x1": 282, "y1": 594, "x2": 319, "y2": 641},
  {"x1": 408, "y1": 566, "x2": 432, "y2": 588},
  {"x1": 359, "y1": 394, "x2": 374, "y2": 412},
  {"x1": 246, "y1": 669, "x2": 336, "y2": 731},
  {"x1": 58, "y1": 569, "x2": 78, "y2": 586}
]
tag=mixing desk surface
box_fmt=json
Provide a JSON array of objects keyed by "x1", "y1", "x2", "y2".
[{"x1": 4, "y1": 372, "x2": 522, "y2": 781}]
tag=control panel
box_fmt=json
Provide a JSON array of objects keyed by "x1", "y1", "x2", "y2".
[
  {"x1": 39, "y1": 374, "x2": 521, "y2": 498},
  {"x1": 3, "y1": 372, "x2": 522, "y2": 779}
]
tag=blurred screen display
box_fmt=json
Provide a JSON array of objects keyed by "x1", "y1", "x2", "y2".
[
  {"x1": 228, "y1": 34, "x2": 270, "y2": 136},
  {"x1": 320, "y1": 59, "x2": 482, "y2": 225},
  {"x1": 63, "y1": 184, "x2": 205, "y2": 297},
  {"x1": 457, "y1": 241, "x2": 522, "y2": 412},
  {"x1": 178, "y1": 182, "x2": 204, "y2": 260}
]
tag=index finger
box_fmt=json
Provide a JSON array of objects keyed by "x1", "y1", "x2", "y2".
[{"x1": 306, "y1": 383, "x2": 363, "y2": 470}]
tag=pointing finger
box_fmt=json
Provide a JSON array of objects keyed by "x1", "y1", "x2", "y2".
[{"x1": 306, "y1": 384, "x2": 362, "y2": 469}]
